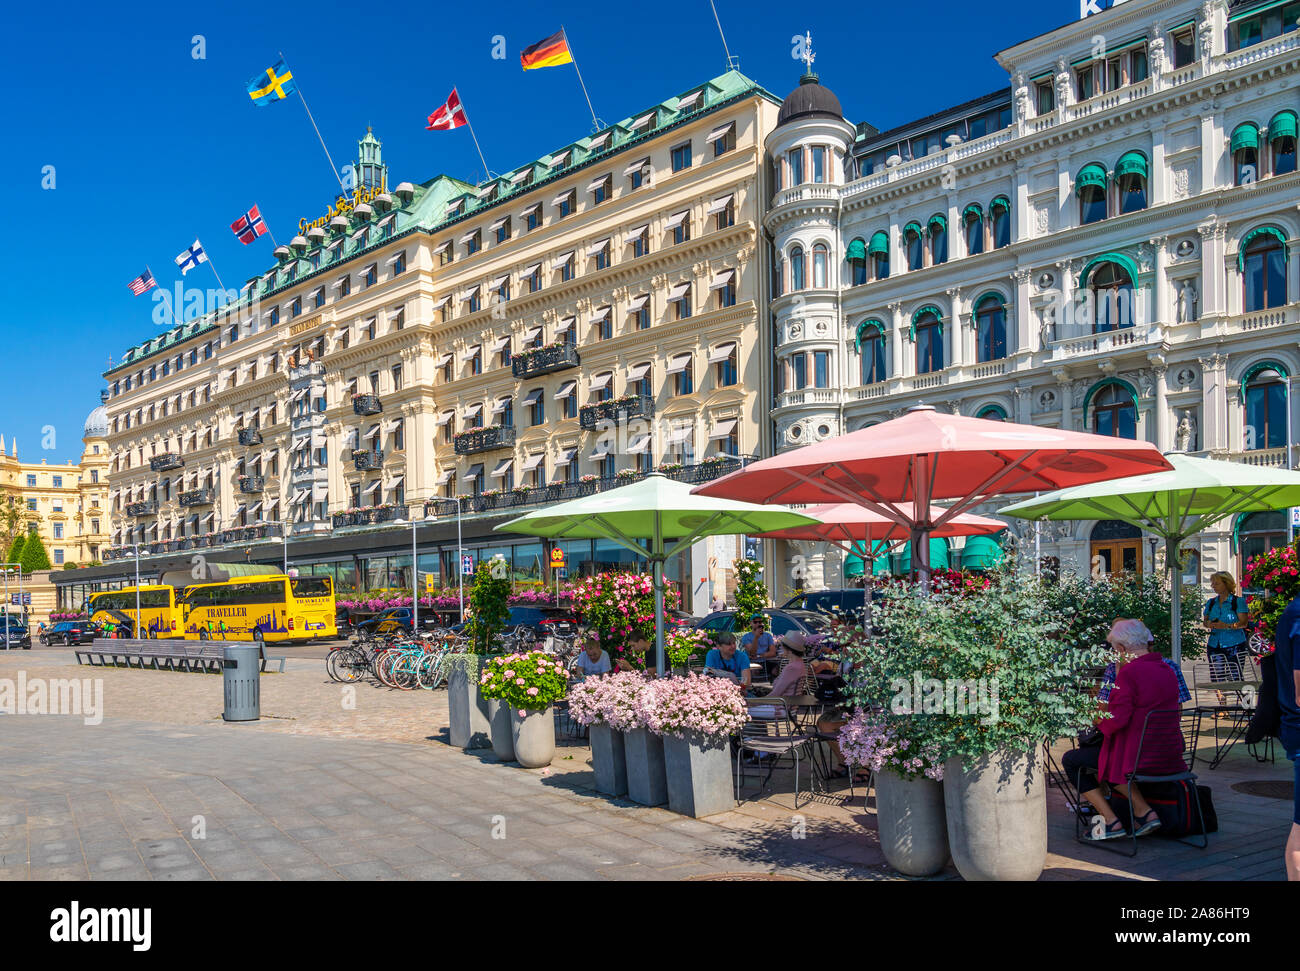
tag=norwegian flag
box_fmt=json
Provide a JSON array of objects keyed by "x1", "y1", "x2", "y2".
[
  {"x1": 231, "y1": 204, "x2": 268, "y2": 245},
  {"x1": 426, "y1": 88, "x2": 468, "y2": 131},
  {"x1": 127, "y1": 269, "x2": 156, "y2": 296}
]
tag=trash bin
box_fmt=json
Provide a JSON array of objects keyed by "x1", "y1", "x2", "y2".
[{"x1": 222, "y1": 645, "x2": 261, "y2": 722}]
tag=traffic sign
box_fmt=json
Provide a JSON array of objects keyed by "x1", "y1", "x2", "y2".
[
  {"x1": 549, "y1": 547, "x2": 566, "y2": 568},
  {"x1": 461, "y1": 554, "x2": 475, "y2": 576},
  {"x1": 1291, "y1": 507, "x2": 1300, "y2": 528}
]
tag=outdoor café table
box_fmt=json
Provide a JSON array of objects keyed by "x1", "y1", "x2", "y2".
[{"x1": 1189, "y1": 695, "x2": 1255, "y2": 770}]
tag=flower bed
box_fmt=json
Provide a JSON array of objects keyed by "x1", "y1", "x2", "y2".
[
  {"x1": 645, "y1": 674, "x2": 747, "y2": 740},
  {"x1": 567, "y1": 671, "x2": 655, "y2": 730}
]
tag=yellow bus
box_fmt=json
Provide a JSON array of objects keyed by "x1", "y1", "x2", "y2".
[
  {"x1": 85, "y1": 585, "x2": 181, "y2": 638},
  {"x1": 178, "y1": 574, "x2": 337, "y2": 643}
]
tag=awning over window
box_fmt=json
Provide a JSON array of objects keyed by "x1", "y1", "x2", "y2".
[
  {"x1": 490, "y1": 459, "x2": 513, "y2": 479},
  {"x1": 461, "y1": 464, "x2": 484, "y2": 482},
  {"x1": 461, "y1": 285, "x2": 480, "y2": 302},
  {"x1": 522, "y1": 453, "x2": 544, "y2": 471},
  {"x1": 552, "y1": 190, "x2": 573, "y2": 207},
  {"x1": 520, "y1": 202, "x2": 541, "y2": 217},
  {"x1": 491, "y1": 396, "x2": 511, "y2": 414},
  {"x1": 664, "y1": 210, "x2": 689, "y2": 230},
  {"x1": 489, "y1": 274, "x2": 509, "y2": 289},
  {"x1": 433, "y1": 352, "x2": 453, "y2": 368},
  {"x1": 432, "y1": 295, "x2": 451, "y2": 311},
  {"x1": 709, "y1": 419, "x2": 738, "y2": 440},
  {"x1": 489, "y1": 336, "x2": 510, "y2": 353},
  {"x1": 291, "y1": 438, "x2": 309, "y2": 454},
  {"x1": 868, "y1": 230, "x2": 889, "y2": 255},
  {"x1": 676, "y1": 89, "x2": 702, "y2": 110},
  {"x1": 461, "y1": 344, "x2": 481, "y2": 360},
  {"x1": 1074, "y1": 163, "x2": 1107, "y2": 195},
  {"x1": 521, "y1": 262, "x2": 542, "y2": 277},
  {"x1": 548, "y1": 150, "x2": 571, "y2": 167},
  {"x1": 510, "y1": 169, "x2": 533, "y2": 185},
  {"x1": 201, "y1": 512, "x2": 216, "y2": 526},
  {"x1": 630, "y1": 112, "x2": 655, "y2": 129},
  {"x1": 667, "y1": 353, "x2": 692, "y2": 374},
  {"x1": 587, "y1": 175, "x2": 610, "y2": 192},
  {"x1": 554, "y1": 250, "x2": 575, "y2": 265},
  {"x1": 522, "y1": 326, "x2": 542, "y2": 342},
  {"x1": 709, "y1": 269, "x2": 735, "y2": 290},
  {"x1": 845, "y1": 238, "x2": 867, "y2": 261},
  {"x1": 707, "y1": 194, "x2": 734, "y2": 215},
  {"x1": 625, "y1": 225, "x2": 648, "y2": 244},
  {"x1": 555, "y1": 317, "x2": 575, "y2": 335},
  {"x1": 388, "y1": 474, "x2": 404, "y2": 490},
  {"x1": 1114, "y1": 151, "x2": 1148, "y2": 179},
  {"x1": 589, "y1": 439, "x2": 612, "y2": 460},
  {"x1": 433, "y1": 240, "x2": 452, "y2": 256},
  {"x1": 289, "y1": 490, "x2": 308, "y2": 504},
  {"x1": 623, "y1": 157, "x2": 650, "y2": 176},
  {"x1": 589, "y1": 306, "x2": 611, "y2": 324},
  {"x1": 458, "y1": 229, "x2": 478, "y2": 244},
  {"x1": 554, "y1": 448, "x2": 577, "y2": 467},
  {"x1": 476, "y1": 184, "x2": 497, "y2": 199},
  {"x1": 708, "y1": 342, "x2": 737, "y2": 363},
  {"x1": 627, "y1": 363, "x2": 651, "y2": 382},
  {"x1": 627, "y1": 433, "x2": 652, "y2": 454},
  {"x1": 488, "y1": 216, "x2": 508, "y2": 232},
  {"x1": 586, "y1": 238, "x2": 610, "y2": 256},
  {"x1": 522, "y1": 388, "x2": 544, "y2": 405},
  {"x1": 1270, "y1": 111, "x2": 1298, "y2": 141},
  {"x1": 247, "y1": 501, "x2": 263, "y2": 518},
  {"x1": 435, "y1": 410, "x2": 455, "y2": 426},
  {"x1": 927, "y1": 213, "x2": 948, "y2": 232},
  {"x1": 667, "y1": 283, "x2": 690, "y2": 301},
  {"x1": 435, "y1": 469, "x2": 455, "y2": 484},
  {"x1": 553, "y1": 380, "x2": 576, "y2": 399},
  {"x1": 705, "y1": 120, "x2": 734, "y2": 143},
  {"x1": 665, "y1": 424, "x2": 693, "y2": 445},
  {"x1": 1231, "y1": 123, "x2": 1260, "y2": 153},
  {"x1": 365, "y1": 423, "x2": 381, "y2": 440},
  {"x1": 463, "y1": 403, "x2": 483, "y2": 421},
  {"x1": 588, "y1": 373, "x2": 612, "y2": 391},
  {"x1": 627, "y1": 294, "x2": 649, "y2": 311},
  {"x1": 588, "y1": 131, "x2": 611, "y2": 151}
]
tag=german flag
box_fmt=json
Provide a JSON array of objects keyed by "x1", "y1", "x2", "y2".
[{"x1": 520, "y1": 29, "x2": 573, "y2": 71}]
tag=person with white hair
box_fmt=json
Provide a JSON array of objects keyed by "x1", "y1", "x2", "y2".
[{"x1": 1062, "y1": 618, "x2": 1186, "y2": 841}]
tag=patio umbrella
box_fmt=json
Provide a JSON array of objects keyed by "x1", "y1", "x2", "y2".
[
  {"x1": 694, "y1": 405, "x2": 1172, "y2": 589},
  {"x1": 999, "y1": 452, "x2": 1300, "y2": 663},
  {"x1": 497, "y1": 473, "x2": 818, "y2": 673}
]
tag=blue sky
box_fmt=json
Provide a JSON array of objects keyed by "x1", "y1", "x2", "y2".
[{"x1": 2, "y1": 0, "x2": 1071, "y2": 464}]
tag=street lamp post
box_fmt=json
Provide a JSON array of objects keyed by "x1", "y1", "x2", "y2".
[
  {"x1": 457, "y1": 496, "x2": 465, "y2": 623},
  {"x1": 133, "y1": 541, "x2": 141, "y2": 637},
  {"x1": 2, "y1": 561, "x2": 17, "y2": 650},
  {"x1": 397, "y1": 503, "x2": 440, "y2": 634}
]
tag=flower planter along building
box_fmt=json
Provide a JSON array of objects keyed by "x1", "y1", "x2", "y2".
[
  {"x1": 767, "y1": 0, "x2": 1300, "y2": 594},
  {"x1": 67, "y1": 74, "x2": 777, "y2": 611}
]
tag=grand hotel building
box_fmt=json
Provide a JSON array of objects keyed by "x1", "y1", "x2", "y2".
[
  {"x1": 59, "y1": 71, "x2": 782, "y2": 610},
  {"x1": 57, "y1": 0, "x2": 1300, "y2": 612}
]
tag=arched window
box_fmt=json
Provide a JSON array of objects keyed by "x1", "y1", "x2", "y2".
[
  {"x1": 789, "y1": 246, "x2": 805, "y2": 290},
  {"x1": 904, "y1": 222, "x2": 924, "y2": 270},
  {"x1": 928, "y1": 215, "x2": 947, "y2": 265},
  {"x1": 1240, "y1": 228, "x2": 1288, "y2": 311},
  {"x1": 990, "y1": 197, "x2": 1011, "y2": 249},
  {"x1": 1076, "y1": 163, "x2": 1108, "y2": 224},
  {"x1": 913, "y1": 308, "x2": 944, "y2": 374},
  {"x1": 812, "y1": 243, "x2": 829, "y2": 288},
  {"x1": 1091, "y1": 382, "x2": 1137, "y2": 439},
  {"x1": 1238, "y1": 510, "x2": 1288, "y2": 577},
  {"x1": 974, "y1": 295, "x2": 1007, "y2": 362},
  {"x1": 1087, "y1": 259, "x2": 1135, "y2": 332},
  {"x1": 1231, "y1": 123, "x2": 1260, "y2": 186},
  {"x1": 846, "y1": 237, "x2": 867, "y2": 286},
  {"x1": 1242, "y1": 363, "x2": 1287, "y2": 450},
  {"x1": 976, "y1": 404, "x2": 1007, "y2": 421},
  {"x1": 1115, "y1": 151, "x2": 1148, "y2": 214},
  {"x1": 963, "y1": 204, "x2": 984, "y2": 256},
  {"x1": 1271, "y1": 111, "x2": 1297, "y2": 175},
  {"x1": 856, "y1": 320, "x2": 886, "y2": 385},
  {"x1": 868, "y1": 231, "x2": 889, "y2": 281}
]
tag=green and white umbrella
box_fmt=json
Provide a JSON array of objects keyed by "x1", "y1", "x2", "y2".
[
  {"x1": 497, "y1": 472, "x2": 818, "y2": 672},
  {"x1": 999, "y1": 452, "x2": 1300, "y2": 663}
]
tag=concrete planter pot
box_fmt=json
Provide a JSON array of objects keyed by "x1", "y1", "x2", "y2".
[
  {"x1": 662, "y1": 732, "x2": 734, "y2": 818},
  {"x1": 487, "y1": 698, "x2": 515, "y2": 762},
  {"x1": 623, "y1": 727, "x2": 668, "y2": 807},
  {"x1": 874, "y1": 768, "x2": 950, "y2": 877},
  {"x1": 447, "y1": 664, "x2": 490, "y2": 750},
  {"x1": 943, "y1": 748, "x2": 1046, "y2": 882},
  {"x1": 589, "y1": 723, "x2": 628, "y2": 796},
  {"x1": 509, "y1": 706, "x2": 556, "y2": 768}
]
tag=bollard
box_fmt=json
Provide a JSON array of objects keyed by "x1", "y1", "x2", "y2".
[{"x1": 222, "y1": 645, "x2": 261, "y2": 722}]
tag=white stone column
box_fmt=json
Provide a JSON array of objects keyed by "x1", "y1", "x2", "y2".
[
  {"x1": 1200, "y1": 111, "x2": 1220, "y2": 193},
  {"x1": 1054, "y1": 368, "x2": 1071, "y2": 430},
  {"x1": 1198, "y1": 221, "x2": 1226, "y2": 320},
  {"x1": 1198, "y1": 353, "x2": 1230, "y2": 455},
  {"x1": 889, "y1": 301, "x2": 905, "y2": 379},
  {"x1": 1150, "y1": 358, "x2": 1170, "y2": 450},
  {"x1": 1150, "y1": 126, "x2": 1168, "y2": 207},
  {"x1": 947, "y1": 287, "x2": 965, "y2": 369},
  {"x1": 1013, "y1": 268, "x2": 1032, "y2": 355}
]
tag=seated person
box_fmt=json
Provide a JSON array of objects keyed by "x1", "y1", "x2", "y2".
[
  {"x1": 766, "y1": 634, "x2": 810, "y2": 698},
  {"x1": 739, "y1": 614, "x2": 779, "y2": 678},
  {"x1": 1062, "y1": 619, "x2": 1186, "y2": 841},
  {"x1": 703, "y1": 632, "x2": 751, "y2": 690},
  {"x1": 1096, "y1": 618, "x2": 1190, "y2": 704},
  {"x1": 571, "y1": 636, "x2": 611, "y2": 680},
  {"x1": 614, "y1": 634, "x2": 658, "y2": 675}
]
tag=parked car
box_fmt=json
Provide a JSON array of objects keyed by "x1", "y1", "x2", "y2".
[
  {"x1": 446, "y1": 606, "x2": 580, "y2": 641},
  {"x1": 780, "y1": 588, "x2": 873, "y2": 622},
  {"x1": 40, "y1": 620, "x2": 98, "y2": 647},
  {"x1": 355, "y1": 606, "x2": 440, "y2": 639},
  {"x1": 693, "y1": 608, "x2": 833, "y2": 641},
  {"x1": 0, "y1": 621, "x2": 31, "y2": 649}
]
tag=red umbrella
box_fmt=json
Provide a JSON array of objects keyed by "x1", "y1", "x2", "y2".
[
  {"x1": 753, "y1": 502, "x2": 1006, "y2": 556},
  {"x1": 695, "y1": 406, "x2": 1172, "y2": 582}
]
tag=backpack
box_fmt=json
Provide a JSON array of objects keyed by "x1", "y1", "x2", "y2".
[{"x1": 1110, "y1": 781, "x2": 1217, "y2": 837}]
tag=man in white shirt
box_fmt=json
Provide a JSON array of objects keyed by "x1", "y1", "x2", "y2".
[{"x1": 571, "y1": 637, "x2": 611, "y2": 679}]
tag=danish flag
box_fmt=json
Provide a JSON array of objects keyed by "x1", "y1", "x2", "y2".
[
  {"x1": 231, "y1": 204, "x2": 269, "y2": 245},
  {"x1": 426, "y1": 88, "x2": 468, "y2": 131}
]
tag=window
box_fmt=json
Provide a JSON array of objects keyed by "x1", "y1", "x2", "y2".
[
  {"x1": 712, "y1": 125, "x2": 735, "y2": 156},
  {"x1": 314, "y1": 287, "x2": 325, "y2": 309},
  {"x1": 556, "y1": 191, "x2": 574, "y2": 218},
  {"x1": 673, "y1": 355, "x2": 694, "y2": 395},
  {"x1": 671, "y1": 142, "x2": 692, "y2": 172},
  {"x1": 812, "y1": 244, "x2": 829, "y2": 288},
  {"x1": 1092, "y1": 383, "x2": 1137, "y2": 439},
  {"x1": 904, "y1": 225, "x2": 924, "y2": 271},
  {"x1": 339, "y1": 275, "x2": 352, "y2": 298},
  {"x1": 391, "y1": 364, "x2": 403, "y2": 391},
  {"x1": 466, "y1": 232, "x2": 481, "y2": 256},
  {"x1": 715, "y1": 271, "x2": 736, "y2": 309},
  {"x1": 964, "y1": 205, "x2": 984, "y2": 256},
  {"x1": 1233, "y1": 124, "x2": 1260, "y2": 186},
  {"x1": 813, "y1": 351, "x2": 831, "y2": 388},
  {"x1": 367, "y1": 318, "x2": 377, "y2": 340},
  {"x1": 392, "y1": 252, "x2": 406, "y2": 275},
  {"x1": 54, "y1": 523, "x2": 63, "y2": 539},
  {"x1": 495, "y1": 219, "x2": 511, "y2": 245},
  {"x1": 790, "y1": 246, "x2": 806, "y2": 290},
  {"x1": 1075, "y1": 64, "x2": 1095, "y2": 101},
  {"x1": 291, "y1": 296, "x2": 302, "y2": 318},
  {"x1": 630, "y1": 297, "x2": 650, "y2": 330},
  {"x1": 977, "y1": 405, "x2": 1008, "y2": 422},
  {"x1": 869, "y1": 231, "x2": 889, "y2": 281},
  {"x1": 848, "y1": 238, "x2": 867, "y2": 286},
  {"x1": 975, "y1": 296, "x2": 1007, "y2": 362},
  {"x1": 716, "y1": 346, "x2": 738, "y2": 386},
  {"x1": 592, "y1": 242, "x2": 610, "y2": 271},
  {"x1": 1034, "y1": 78, "x2": 1055, "y2": 114},
  {"x1": 928, "y1": 217, "x2": 948, "y2": 264},
  {"x1": 914, "y1": 310, "x2": 944, "y2": 374},
  {"x1": 468, "y1": 289, "x2": 481, "y2": 313},
  {"x1": 628, "y1": 158, "x2": 651, "y2": 190},
  {"x1": 363, "y1": 264, "x2": 377, "y2": 287},
  {"x1": 714, "y1": 197, "x2": 735, "y2": 231},
  {"x1": 1116, "y1": 151, "x2": 1148, "y2": 213},
  {"x1": 858, "y1": 323, "x2": 886, "y2": 384},
  {"x1": 591, "y1": 176, "x2": 611, "y2": 205},
  {"x1": 524, "y1": 206, "x2": 541, "y2": 232},
  {"x1": 671, "y1": 283, "x2": 692, "y2": 320},
  {"x1": 630, "y1": 227, "x2": 649, "y2": 258},
  {"x1": 990, "y1": 198, "x2": 1011, "y2": 249},
  {"x1": 525, "y1": 265, "x2": 542, "y2": 292},
  {"x1": 470, "y1": 348, "x2": 482, "y2": 376},
  {"x1": 631, "y1": 364, "x2": 653, "y2": 399},
  {"x1": 1229, "y1": 2, "x2": 1300, "y2": 51},
  {"x1": 559, "y1": 254, "x2": 575, "y2": 282},
  {"x1": 787, "y1": 147, "x2": 804, "y2": 185},
  {"x1": 438, "y1": 244, "x2": 454, "y2": 266},
  {"x1": 1172, "y1": 25, "x2": 1196, "y2": 68},
  {"x1": 26, "y1": 474, "x2": 35, "y2": 487},
  {"x1": 392, "y1": 306, "x2": 405, "y2": 330},
  {"x1": 499, "y1": 398, "x2": 513, "y2": 428},
  {"x1": 268, "y1": 307, "x2": 279, "y2": 327},
  {"x1": 1076, "y1": 164, "x2": 1108, "y2": 224},
  {"x1": 1244, "y1": 366, "x2": 1287, "y2": 450},
  {"x1": 26, "y1": 498, "x2": 36, "y2": 511},
  {"x1": 53, "y1": 475, "x2": 62, "y2": 488},
  {"x1": 593, "y1": 308, "x2": 612, "y2": 341},
  {"x1": 1088, "y1": 260, "x2": 1135, "y2": 331},
  {"x1": 1241, "y1": 229, "x2": 1288, "y2": 311},
  {"x1": 528, "y1": 390, "x2": 545, "y2": 426},
  {"x1": 561, "y1": 383, "x2": 577, "y2": 419},
  {"x1": 592, "y1": 372, "x2": 613, "y2": 403},
  {"x1": 811, "y1": 146, "x2": 827, "y2": 184},
  {"x1": 791, "y1": 353, "x2": 807, "y2": 389},
  {"x1": 54, "y1": 549, "x2": 63, "y2": 565}
]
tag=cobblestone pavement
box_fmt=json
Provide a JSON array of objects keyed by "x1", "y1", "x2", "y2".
[{"x1": 0, "y1": 650, "x2": 1292, "y2": 880}]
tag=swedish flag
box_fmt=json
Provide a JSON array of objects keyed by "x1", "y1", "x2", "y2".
[{"x1": 247, "y1": 59, "x2": 297, "y2": 106}]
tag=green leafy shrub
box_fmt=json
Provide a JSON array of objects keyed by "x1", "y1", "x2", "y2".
[
  {"x1": 1041, "y1": 571, "x2": 1205, "y2": 661},
  {"x1": 465, "y1": 559, "x2": 511, "y2": 654},
  {"x1": 19, "y1": 533, "x2": 51, "y2": 572},
  {"x1": 732, "y1": 557, "x2": 768, "y2": 619}
]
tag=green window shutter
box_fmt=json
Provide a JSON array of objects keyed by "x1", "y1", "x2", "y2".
[
  {"x1": 1237, "y1": 226, "x2": 1289, "y2": 271},
  {"x1": 899, "y1": 539, "x2": 950, "y2": 573},
  {"x1": 962, "y1": 203, "x2": 983, "y2": 220},
  {"x1": 960, "y1": 534, "x2": 1005, "y2": 570},
  {"x1": 1238, "y1": 360, "x2": 1289, "y2": 401},
  {"x1": 1077, "y1": 252, "x2": 1140, "y2": 288},
  {"x1": 1269, "y1": 111, "x2": 1298, "y2": 141},
  {"x1": 1230, "y1": 123, "x2": 1260, "y2": 153},
  {"x1": 867, "y1": 231, "x2": 889, "y2": 255},
  {"x1": 845, "y1": 237, "x2": 867, "y2": 261},
  {"x1": 903, "y1": 221, "x2": 923, "y2": 237},
  {"x1": 1081, "y1": 377, "x2": 1140, "y2": 416},
  {"x1": 927, "y1": 213, "x2": 947, "y2": 233},
  {"x1": 854, "y1": 319, "x2": 886, "y2": 350},
  {"x1": 990, "y1": 195, "x2": 1010, "y2": 212},
  {"x1": 1114, "y1": 151, "x2": 1148, "y2": 179},
  {"x1": 1074, "y1": 163, "x2": 1107, "y2": 196}
]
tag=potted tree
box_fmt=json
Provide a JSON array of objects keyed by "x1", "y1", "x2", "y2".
[
  {"x1": 649, "y1": 673, "x2": 748, "y2": 818},
  {"x1": 479, "y1": 651, "x2": 568, "y2": 768}
]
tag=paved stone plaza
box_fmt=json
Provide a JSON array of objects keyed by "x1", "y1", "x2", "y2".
[{"x1": 0, "y1": 649, "x2": 1293, "y2": 880}]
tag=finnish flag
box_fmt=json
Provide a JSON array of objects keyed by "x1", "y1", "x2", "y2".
[{"x1": 174, "y1": 239, "x2": 208, "y2": 275}]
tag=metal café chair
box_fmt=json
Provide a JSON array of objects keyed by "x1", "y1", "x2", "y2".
[{"x1": 734, "y1": 697, "x2": 815, "y2": 809}]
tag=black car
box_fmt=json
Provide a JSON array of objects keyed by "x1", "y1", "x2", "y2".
[
  {"x1": 40, "y1": 621, "x2": 98, "y2": 646},
  {"x1": 355, "y1": 607, "x2": 439, "y2": 638},
  {"x1": 694, "y1": 608, "x2": 833, "y2": 640},
  {"x1": 0, "y1": 621, "x2": 31, "y2": 649},
  {"x1": 780, "y1": 588, "x2": 873, "y2": 622}
]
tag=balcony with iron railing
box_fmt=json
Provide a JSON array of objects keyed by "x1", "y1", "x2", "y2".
[
  {"x1": 512, "y1": 342, "x2": 580, "y2": 378},
  {"x1": 332, "y1": 505, "x2": 400, "y2": 528},
  {"x1": 454, "y1": 425, "x2": 516, "y2": 455},
  {"x1": 150, "y1": 453, "x2": 183, "y2": 472},
  {"x1": 352, "y1": 449, "x2": 383, "y2": 471},
  {"x1": 178, "y1": 488, "x2": 214, "y2": 507},
  {"x1": 352, "y1": 393, "x2": 383, "y2": 416},
  {"x1": 125, "y1": 500, "x2": 158, "y2": 517},
  {"x1": 238, "y1": 475, "x2": 265, "y2": 494},
  {"x1": 238, "y1": 428, "x2": 263, "y2": 446},
  {"x1": 579, "y1": 394, "x2": 655, "y2": 430}
]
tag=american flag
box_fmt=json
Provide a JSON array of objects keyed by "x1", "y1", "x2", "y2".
[
  {"x1": 127, "y1": 269, "x2": 156, "y2": 296},
  {"x1": 231, "y1": 204, "x2": 268, "y2": 245}
]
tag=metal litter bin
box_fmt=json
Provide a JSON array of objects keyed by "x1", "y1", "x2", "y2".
[{"x1": 222, "y1": 645, "x2": 261, "y2": 722}]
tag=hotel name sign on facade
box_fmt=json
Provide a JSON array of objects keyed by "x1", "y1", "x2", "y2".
[{"x1": 297, "y1": 180, "x2": 389, "y2": 235}]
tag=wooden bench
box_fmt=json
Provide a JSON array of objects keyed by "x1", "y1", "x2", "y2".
[{"x1": 74, "y1": 638, "x2": 285, "y2": 674}]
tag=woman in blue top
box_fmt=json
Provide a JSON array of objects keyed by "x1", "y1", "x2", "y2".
[{"x1": 1203, "y1": 571, "x2": 1249, "y2": 680}]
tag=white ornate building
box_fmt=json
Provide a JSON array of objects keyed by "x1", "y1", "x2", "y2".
[{"x1": 766, "y1": 0, "x2": 1300, "y2": 594}]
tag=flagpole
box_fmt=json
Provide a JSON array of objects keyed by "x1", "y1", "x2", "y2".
[
  {"x1": 205, "y1": 257, "x2": 229, "y2": 299},
  {"x1": 456, "y1": 89, "x2": 493, "y2": 183},
  {"x1": 281, "y1": 52, "x2": 347, "y2": 195},
  {"x1": 150, "y1": 266, "x2": 180, "y2": 327},
  {"x1": 255, "y1": 202, "x2": 280, "y2": 249},
  {"x1": 561, "y1": 27, "x2": 601, "y2": 131}
]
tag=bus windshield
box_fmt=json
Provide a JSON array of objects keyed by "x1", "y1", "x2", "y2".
[{"x1": 290, "y1": 577, "x2": 332, "y2": 599}]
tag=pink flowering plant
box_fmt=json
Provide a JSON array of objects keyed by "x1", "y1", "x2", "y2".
[
  {"x1": 837, "y1": 710, "x2": 945, "y2": 781},
  {"x1": 645, "y1": 673, "x2": 747, "y2": 741},
  {"x1": 665, "y1": 626, "x2": 715, "y2": 668},
  {"x1": 568, "y1": 572, "x2": 680, "y2": 669},
  {"x1": 566, "y1": 671, "x2": 655, "y2": 730},
  {"x1": 479, "y1": 650, "x2": 569, "y2": 715},
  {"x1": 1242, "y1": 541, "x2": 1299, "y2": 650}
]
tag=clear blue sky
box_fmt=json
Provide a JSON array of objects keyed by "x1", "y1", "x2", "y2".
[{"x1": 2, "y1": 0, "x2": 1070, "y2": 464}]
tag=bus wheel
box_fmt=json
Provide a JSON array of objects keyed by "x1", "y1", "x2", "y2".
[{"x1": 199, "y1": 631, "x2": 210, "y2": 640}]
